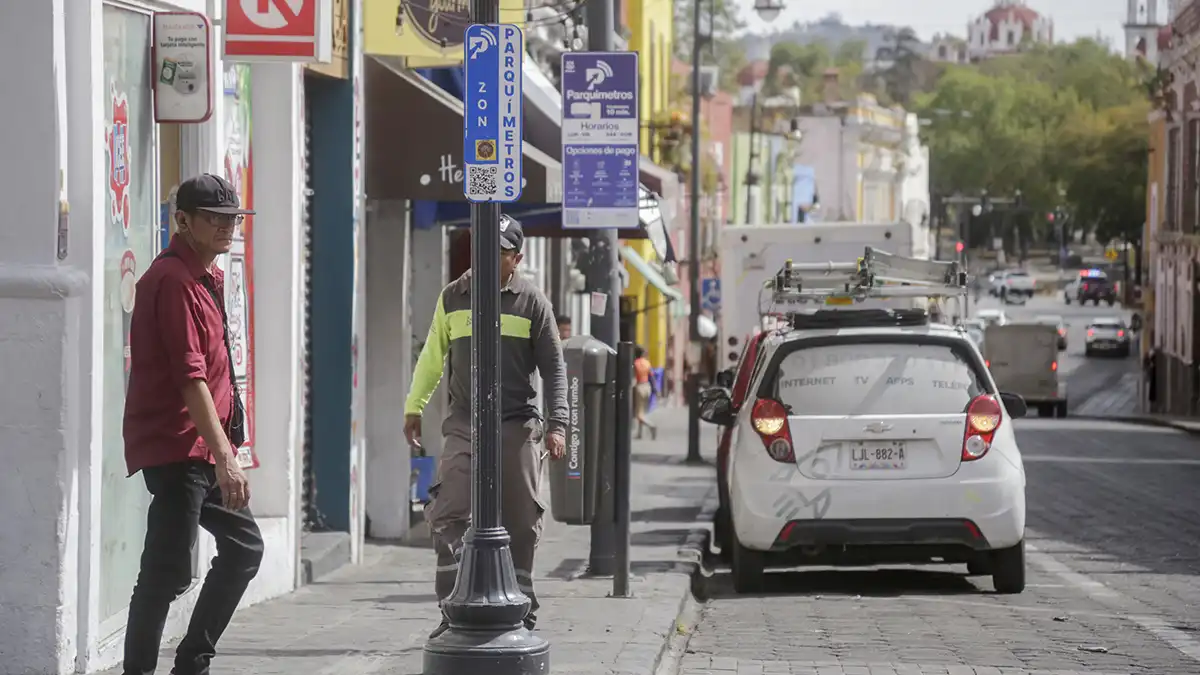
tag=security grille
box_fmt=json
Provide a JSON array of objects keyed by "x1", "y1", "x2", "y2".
[{"x1": 301, "y1": 79, "x2": 320, "y2": 531}]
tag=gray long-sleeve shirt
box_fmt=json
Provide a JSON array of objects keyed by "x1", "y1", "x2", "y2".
[{"x1": 404, "y1": 270, "x2": 569, "y2": 431}]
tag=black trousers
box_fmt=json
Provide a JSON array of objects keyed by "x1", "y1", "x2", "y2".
[{"x1": 123, "y1": 461, "x2": 264, "y2": 675}]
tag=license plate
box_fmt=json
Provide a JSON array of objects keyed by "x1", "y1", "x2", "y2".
[{"x1": 850, "y1": 442, "x2": 907, "y2": 470}]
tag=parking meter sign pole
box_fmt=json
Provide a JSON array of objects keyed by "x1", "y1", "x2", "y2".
[
  {"x1": 462, "y1": 24, "x2": 524, "y2": 203},
  {"x1": 423, "y1": 17, "x2": 549, "y2": 675},
  {"x1": 560, "y1": 52, "x2": 640, "y2": 230},
  {"x1": 611, "y1": 342, "x2": 634, "y2": 598}
]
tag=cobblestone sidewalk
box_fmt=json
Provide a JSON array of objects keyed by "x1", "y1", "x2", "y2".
[{"x1": 101, "y1": 407, "x2": 716, "y2": 675}]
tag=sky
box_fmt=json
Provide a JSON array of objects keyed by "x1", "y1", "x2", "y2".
[{"x1": 736, "y1": 0, "x2": 1139, "y2": 48}]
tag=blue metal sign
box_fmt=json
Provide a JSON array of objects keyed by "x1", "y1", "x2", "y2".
[
  {"x1": 701, "y1": 277, "x2": 721, "y2": 312},
  {"x1": 463, "y1": 24, "x2": 524, "y2": 202},
  {"x1": 560, "y1": 51, "x2": 640, "y2": 229}
]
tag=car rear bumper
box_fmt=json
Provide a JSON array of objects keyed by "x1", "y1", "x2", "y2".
[{"x1": 729, "y1": 456, "x2": 1025, "y2": 553}]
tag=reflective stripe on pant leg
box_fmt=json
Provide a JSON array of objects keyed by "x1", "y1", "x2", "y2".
[
  {"x1": 425, "y1": 418, "x2": 473, "y2": 605},
  {"x1": 501, "y1": 418, "x2": 547, "y2": 617}
]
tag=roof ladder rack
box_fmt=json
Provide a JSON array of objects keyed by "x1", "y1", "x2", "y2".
[{"x1": 767, "y1": 247, "x2": 967, "y2": 305}]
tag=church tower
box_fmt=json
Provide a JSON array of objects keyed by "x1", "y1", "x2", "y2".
[{"x1": 1125, "y1": 0, "x2": 1168, "y2": 64}]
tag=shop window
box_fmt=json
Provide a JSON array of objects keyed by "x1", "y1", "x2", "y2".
[{"x1": 100, "y1": 4, "x2": 157, "y2": 624}]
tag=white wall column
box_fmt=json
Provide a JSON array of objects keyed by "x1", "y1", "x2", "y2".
[
  {"x1": 246, "y1": 62, "x2": 305, "y2": 600},
  {"x1": 0, "y1": 1, "x2": 90, "y2": 674},
  {"x1": 410, "y1": 225, "x2": 448, "y2": 460},
  {"x1": 365, "y1": 200, "x2": 412, "y2": 539}
]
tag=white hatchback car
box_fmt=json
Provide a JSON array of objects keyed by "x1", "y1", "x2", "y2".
[{"x1": 700, "y1": 311, "x2": 1029, "y2": 595}]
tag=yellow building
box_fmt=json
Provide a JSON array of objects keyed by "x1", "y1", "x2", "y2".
[
  {"x1": 620, "y1": 0, "x2": 675, "y2": 370},
  {"x1": 851, "y1": 95, "x2": 908, "y2": 222}
]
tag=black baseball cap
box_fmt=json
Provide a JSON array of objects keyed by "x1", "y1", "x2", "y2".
[
  {"x1": 500, "y1": 214, "x2": 524, "y2": 252},
  {"x1": 176, "y1": 173, "x2": 255, "y2": 216}
]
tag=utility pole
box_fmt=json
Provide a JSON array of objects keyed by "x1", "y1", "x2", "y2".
[
  {"x1": 422, "y1": 10, "x2": 548, "y2": 675},
  {"x1": 582, "y1": 0, "x2": 621, "y2": 576},
  {"x1": 685, "y1": 0, "x2": 705, "y2": 465}
]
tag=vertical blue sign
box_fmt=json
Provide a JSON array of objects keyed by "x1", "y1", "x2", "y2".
[
  {"x1": 463, "y1": 24, "x2": 524, "y2": 203},
  {"x1": 561, "y1": 52, "x2": 640, "y2": 229}
]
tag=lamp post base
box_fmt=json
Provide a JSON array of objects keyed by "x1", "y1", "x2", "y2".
[{"x1": 423, "y1": 627, "x2": 550, "y2": 675}]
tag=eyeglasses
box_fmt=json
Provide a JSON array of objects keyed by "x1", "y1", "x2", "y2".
[{"x1": 196, "y1": 212, "x2": 245, "y2": 227}]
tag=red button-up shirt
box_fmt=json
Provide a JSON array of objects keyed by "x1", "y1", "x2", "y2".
[{"x1": 123, "y1": 236, "x2": 232, "y2": 475}]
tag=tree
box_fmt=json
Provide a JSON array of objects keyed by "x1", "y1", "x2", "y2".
[
  {"x1": 673, "y1": 0, "x2": 746, "y2": 92},
  {"x1": 876, "y1": 27, "x2": 923, "y2": 106},
  {"x1": 1061, "y1": 102, "x2": 1151, "y2": 243}
]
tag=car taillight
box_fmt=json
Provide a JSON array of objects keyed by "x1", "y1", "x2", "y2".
[
  {"x1": 1051, "y1": 361, "x2": 1057, "y2": 371},
  {"x1": 1118, "y1": 330, "x2": 1125, "y2": 337},
  {"x1": 962, "y1": 395, "x2": 1003, "y2": 461},
  {"x1": 984, "y1": 359, "x2": 990, "y2": 368},
  {"x1": 751, "y1": 398, "x2": 794, "y2": 463},
  {"x1": 1058, "y1": 328, "x2": 1066, "y2": 336},
  {"x1": 1087, "y1": 329, "x2": 1094, "y2": 337}
]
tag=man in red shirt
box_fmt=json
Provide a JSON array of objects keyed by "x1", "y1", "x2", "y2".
[{"x1": 121, "y1": 173, "x2": 261, "y2": 675}]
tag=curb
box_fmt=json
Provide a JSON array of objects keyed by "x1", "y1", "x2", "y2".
[
  {"x1": 649, "y1": 485, "x2": 718, "y2": 675},
  {"x1": 1072, "y1": 413, "x2": 1200, "y2": 435}
]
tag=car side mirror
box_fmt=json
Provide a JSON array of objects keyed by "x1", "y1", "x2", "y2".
[
  {"x1": 999, "y1": 392, "x2": 1027, "y2": 419},
  {"x1": 714, "y1": 368, "x2": 735, "y2": 389},
  {"x1": 698, "y1": 387, "x2": 736, "y2": 426}
]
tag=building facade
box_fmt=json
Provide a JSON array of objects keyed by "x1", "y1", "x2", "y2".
[
  {"x1": 1125, "y1": 0, "x2": 1173, "y2": 65},
  {"x1": 1150, "y1": 0, "x2": 1200, "y2": 415},
  {"x1": 967, "y1": 0, "x2": 1053, "y2": 61},
  {"x1": 0, "y1": 0, "x2": 364, "y2": 672}
]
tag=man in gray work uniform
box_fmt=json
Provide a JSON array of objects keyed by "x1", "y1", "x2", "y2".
[{"x1": 403, "y1": 214, "x2": 568, "y2": 638}]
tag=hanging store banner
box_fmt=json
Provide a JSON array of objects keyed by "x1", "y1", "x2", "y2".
[
  {"x1": 152, "y1": 12, "x2": 213, "y2": 122},
  {"x1": 362, "y1": 0, "x2": 525, "y2": 65},
  {"x1": 224, "y1": 0, "x2": 333, "y2": 62}
]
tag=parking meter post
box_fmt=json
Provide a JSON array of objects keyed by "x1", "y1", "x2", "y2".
[
  {"x1": 423, "y1": 31, "x2": 550, "y2": 673},
  {"x1": 587, "y1": 361, "x2": 617, "y2": 577},
  {"x1": 611, "y1": 342, "x2": 634, "y2": 598}
]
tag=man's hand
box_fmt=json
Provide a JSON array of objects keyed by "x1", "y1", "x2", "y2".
[
  {"x1": 546, "y1": 427, "x2": 566, "y2": 460},
  {"x1": 215, "y1": 451, "x2": 251, "y2": 511},
  {"x1": 405, "y1": 414, "x2": 423, "y2": 449}
]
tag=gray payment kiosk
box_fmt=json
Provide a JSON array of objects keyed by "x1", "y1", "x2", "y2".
[{"x1": 549, "y1": 335, "x2": 615, "y2": 525}]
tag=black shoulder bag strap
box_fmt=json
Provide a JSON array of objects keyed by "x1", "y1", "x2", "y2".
[{"x1": 160, "y1": 250, "x2": 247, "y2": 448}]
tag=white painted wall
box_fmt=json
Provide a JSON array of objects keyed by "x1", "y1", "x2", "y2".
[
  {"x1": 365, "y1": 200, "x2": 413, "y2": 539},
  {"x1": 795, "y1": 116, "x2": 858, "y2": 222},
  {"x1": 0, "y1": 2, "x2": 306, "y2": 671}
]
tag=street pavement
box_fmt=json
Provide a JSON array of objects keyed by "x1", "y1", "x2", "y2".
[
  {"x1": 100, "y1": 407, "x2": 716, "y2": 675},
  {"x1": 967, "y1": 294, "x2": 1138, "y2": 415},
  {"x1": 671, "y1": 298, "x2": 1200, "y2": 675}
]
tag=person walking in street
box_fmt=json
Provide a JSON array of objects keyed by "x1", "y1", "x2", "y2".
[
  {"x1": 404, "y1": 214, "x2": 568, "y2": 638},
  {"x1": 633, "y1": 345, "x2": 658, "y2": 440},
  {"x1": 556, "y1": 313, "x2": 572, "y2": 341},
  {"x1": 122, "y1": 173, "x2": 263, "y2": 675}
]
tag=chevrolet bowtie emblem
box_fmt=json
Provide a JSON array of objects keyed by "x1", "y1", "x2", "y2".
[{"x1": 863, "y1": 422, "x2": 893, "y2": 433}]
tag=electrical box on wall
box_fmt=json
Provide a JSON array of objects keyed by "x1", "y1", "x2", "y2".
[{"x1": 152, "y1": 12, "x2": 214, "y2": 123}]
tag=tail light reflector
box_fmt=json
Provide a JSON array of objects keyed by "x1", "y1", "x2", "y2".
[
  {"x1": 752, "y1": 398, "x2": 794, "y2": 463},
  {"x1": 962, "y1": 395, "x2": 1003, "y2": 461}
]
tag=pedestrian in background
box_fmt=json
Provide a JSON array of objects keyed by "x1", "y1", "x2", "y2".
[
  {"x1": 122, "y1": 174, "x2": 263, "y2": 675},
  {"x1": 633, "y1": 345, "x2": 658, "y2": 440},
  {"x1": 404, "y1": 214, "x2": 568, "y2": 638},
  {"x1": 556, "y1": 313, "x2": 572, "y2": 341}
]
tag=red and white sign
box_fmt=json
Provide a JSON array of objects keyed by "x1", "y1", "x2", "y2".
[{"x1": 223, "y1": 0, "x2": 332, "y2": 62}]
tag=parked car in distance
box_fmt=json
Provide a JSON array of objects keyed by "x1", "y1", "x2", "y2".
[
  {"x1": 1033, "y1": 314, "x2": 1068, "y2": 351},
  {"x1": 1085, "y1": 317, "x2": 1131, "y2": 357},
  {"x1": 997, "y1": 270, "x2": 1036, "y2": 303}
]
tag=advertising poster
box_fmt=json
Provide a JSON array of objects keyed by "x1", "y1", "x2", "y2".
[{"x1": 223, "y1": 63, "x2": 260, "y2": 469}]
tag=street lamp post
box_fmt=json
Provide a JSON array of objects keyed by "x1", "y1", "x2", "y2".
[{"x1": 685, "y1": 0, "x2": 784, "y2": 464}]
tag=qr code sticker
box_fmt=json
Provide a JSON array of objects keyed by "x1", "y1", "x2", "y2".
[{"x1": 467, "y1": 165, "x2": 498, "y2": 198}]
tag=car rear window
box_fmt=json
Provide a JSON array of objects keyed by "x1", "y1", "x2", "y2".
[
  {"x1": 769, "y1": 341, "x2": 986, "y2": 416},
  {"x1": 1007, "y1": 271, "x2": 1029, "y2": 277}
]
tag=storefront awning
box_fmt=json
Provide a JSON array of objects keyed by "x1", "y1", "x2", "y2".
[
  {"x1": 364, "y1": 57, "x2": 562, "y2": 203},
  {"x1": 619, "y1": 245, "x2": 683, "y2": 305}
]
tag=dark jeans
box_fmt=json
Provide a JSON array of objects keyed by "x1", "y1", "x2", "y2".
[{"x1": 123, "y1": 461, "x2": 264, "y2": 675}]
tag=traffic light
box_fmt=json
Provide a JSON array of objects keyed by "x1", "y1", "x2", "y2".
[{"x1": 955, "y1": 241, "x2": 964, "y2": 253}]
